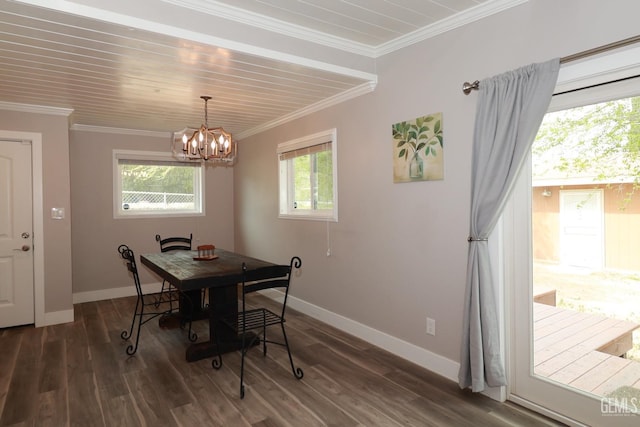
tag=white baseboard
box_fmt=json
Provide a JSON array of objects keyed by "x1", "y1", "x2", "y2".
[
  {"x1": 260, "y1": 289, "x2": 460, "y2": 384},
  {"x1": 73, "y1": 282, "x2": 162, "y2": 304},
  {"x1": 41, "y1": 308, "x2": 74, "y2": 326}
]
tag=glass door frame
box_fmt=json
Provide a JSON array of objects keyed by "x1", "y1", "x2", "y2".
[{"x1": 503, "y1": 70, "x2": 640, "y2": 426}]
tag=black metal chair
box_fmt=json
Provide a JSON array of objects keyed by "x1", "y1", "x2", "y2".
[
  {"x1": 155, "y1": 233, "x2": 193, "y2": 252},
  {"x1": 118, "y1": 244, "x2": 196, "y2": 356},
  {"x1": 223, "y1": 256, "x2": 303, "y2": 398},
  {"x1": 156, "y1": 233, "x2": 210, "y2": 315}
]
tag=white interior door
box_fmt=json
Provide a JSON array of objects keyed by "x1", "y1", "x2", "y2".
[{"x1": 0, "y1": 139, "x2": 34, "y2": 327}]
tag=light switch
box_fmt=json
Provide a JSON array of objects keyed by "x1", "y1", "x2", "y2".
[{"x1": 51, "y1": 207, "x2": 65, "y2": 220}]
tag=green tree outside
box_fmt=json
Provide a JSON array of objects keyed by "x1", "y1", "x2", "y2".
[
  {"x1": 533, "y1": 95, "x2": 640, "y2": 207},
  {"x1": 121, "y1": 164, "x2": 195, "y2": 194},
  {"x1": 292, "y1": 149, "x2": 333, "y2": 210}
]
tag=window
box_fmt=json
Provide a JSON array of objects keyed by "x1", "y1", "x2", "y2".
[
  {"x1": 278, "y1": 129, "x2": 337, "y2": 221},
  {"x1": 113, "y1": 150, "x2": 204, "y2": 218}
]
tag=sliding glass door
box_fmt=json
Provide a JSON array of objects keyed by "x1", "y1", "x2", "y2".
[{"x1": 507, "y1": 72, "x2": 640, "y2": 426}]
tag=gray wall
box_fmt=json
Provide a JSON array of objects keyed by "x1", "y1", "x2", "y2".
[
  {"x1": 233, "y1": 0, "x2": 640, "y2": 363},
  {"x1": 69, "y1": 130, "x2": 235, "y2": 295},
  {"x1": 1, "y1": 0, "x2": 637, "y2": 377}
]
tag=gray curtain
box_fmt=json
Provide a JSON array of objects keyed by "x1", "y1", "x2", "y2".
[{"x1": 458, "y1": 58, "x2": 560, "y2": 392}]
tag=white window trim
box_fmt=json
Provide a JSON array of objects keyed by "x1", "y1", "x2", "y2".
[
  {"x1": 113, "y1": 149, "x2": 205, "y2": 219},
  {"x1": 277, "y1": 128, "x2": 338, "y2": 222}
]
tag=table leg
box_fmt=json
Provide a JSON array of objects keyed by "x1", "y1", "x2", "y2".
[
  {"x1": 185, "y1": 284, "x2": 257, "y2": 362},
  {"x1": 181, "y1": 289, "x2": 207, "y2": 320},
  {"x1": 158, "y1": 289, "x2": 207, "y2": 329}
]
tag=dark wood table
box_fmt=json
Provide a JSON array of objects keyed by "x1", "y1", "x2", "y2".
[{"x1": 140, "y1": 248, "x2": 275, "y2": 362}]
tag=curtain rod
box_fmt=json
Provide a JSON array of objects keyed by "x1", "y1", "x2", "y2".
[{"x1": 462, "y1": 34, "x2": 640, "y2": 94}]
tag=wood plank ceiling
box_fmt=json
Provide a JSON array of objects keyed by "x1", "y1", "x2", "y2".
[{"x1": 0, "y1": 0, "x2": 523, "y2": 138}]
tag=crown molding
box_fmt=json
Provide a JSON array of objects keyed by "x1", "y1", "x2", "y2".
[
  {"x1": 161, "y1": 0, "x2": 377, "y2": 57},
  {"x1": 70, "y1": 124, "x2": 170, "y2": 138},
  {"x1": 0, "y1": 101, "x2": 73, "y2": 116},
  {"x1": 375, "y1": 0, "x2": 529, "y2": 57},
  {"x1": 70, "y1": 81, "x2": 377, "y2": 139},
  {"x1": 17, "y1": 0, "x2": 527, "y2": 59},
  {"x1": 17, "y1": 0, "x2": 376, "y2": 81},
  {"x1": 162, "y1": 0, "x2": 527, "y2": 59},
  {"x1": 236, "y1": 80, "x2": 377, "y2": 140}
]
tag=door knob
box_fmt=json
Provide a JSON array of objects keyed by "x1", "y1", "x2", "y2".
[{"x1": 14, "y1": 245, "x2": 30, "y2": 251}]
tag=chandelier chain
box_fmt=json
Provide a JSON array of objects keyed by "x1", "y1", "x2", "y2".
[{"x1": 201, "y1": 95, "x2": 211, "y2": 128}]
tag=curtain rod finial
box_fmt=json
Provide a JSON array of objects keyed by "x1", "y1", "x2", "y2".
[{"x1": 462, "y1": 80, "x2": 480, "y2": 95}]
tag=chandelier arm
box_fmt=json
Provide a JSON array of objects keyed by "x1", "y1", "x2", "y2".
[{"x1": 174, "y1": 95, "x2": 234, "y2": 162}]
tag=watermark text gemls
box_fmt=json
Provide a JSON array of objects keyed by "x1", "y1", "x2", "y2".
[{"x1": 601, "y1": 397, "x2": 639, "y2": 416}]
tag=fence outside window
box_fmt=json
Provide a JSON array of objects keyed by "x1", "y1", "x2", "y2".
[{"x1": 122, "y1": 191, "x2": 195, "y2": 211}]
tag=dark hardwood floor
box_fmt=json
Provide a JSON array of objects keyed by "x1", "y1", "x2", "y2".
[{"x1": 0, "y1": 294, "x2": 565, "y2": 426}]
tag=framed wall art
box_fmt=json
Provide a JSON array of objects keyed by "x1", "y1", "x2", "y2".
[{"x1": 392, "y1": 113, "x2": 444, "y2": 183}]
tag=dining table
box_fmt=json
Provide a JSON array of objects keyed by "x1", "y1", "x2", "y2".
[{"x1": 140, "y1": 247, "x2": 276, "y2": 362}]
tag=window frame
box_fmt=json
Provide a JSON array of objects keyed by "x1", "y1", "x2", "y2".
[
  {"x1": 112, "y1": 149, "x2": 205, "y2": 219},
  {"x1": 277, "y1": 128, "x2": 338, "y2": 221}
]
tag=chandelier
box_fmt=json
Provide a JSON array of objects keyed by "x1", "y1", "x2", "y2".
[{"x1": 173, "y1": 96, "x2": 235, "y2": 162}]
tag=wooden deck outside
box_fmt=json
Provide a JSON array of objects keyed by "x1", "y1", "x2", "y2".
[{"x1": 533, "y1": 302, "x2": 640, "y2": 397}]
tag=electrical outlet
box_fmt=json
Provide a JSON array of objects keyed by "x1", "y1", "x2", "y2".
[{"x1": 426, "y1": 317, "x2": 436, "y2": 336}]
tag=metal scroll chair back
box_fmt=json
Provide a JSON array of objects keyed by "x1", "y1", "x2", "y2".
[
  {"x1": 224, "y1": 256, "x2": 303, "y2": 398},
  {"x1": 156, "y1": 233, "x2": 192, "y2": 252},
  {"x1": 120, "y1": 244, "x2": 143, "y2": 298},
  {"x1": 118, "y1": 244, "x2": 196, "y2": 356}
]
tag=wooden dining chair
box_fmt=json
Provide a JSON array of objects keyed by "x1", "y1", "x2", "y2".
[
  {"x1": 118, "y1": 244, "x2": 197, "y2": 356},
  {"x1": 222, "y1": 256, "x2": 303, "y2": 398}
]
